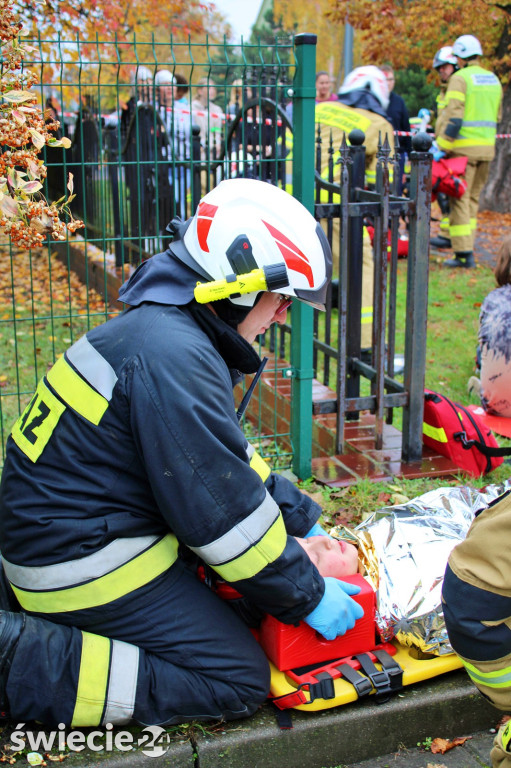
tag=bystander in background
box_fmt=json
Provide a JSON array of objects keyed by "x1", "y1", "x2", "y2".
[
  {"x1": 191, "y1": 77, "x2": 224, "y2": 158},
  {"x1": 315, "y1": 70, "x2": 338, "y2": 103},
  {"x1": 468, "y1": 236, "x2": 511, "y2": 418},
  {"x1": 380, "y1": 64, "x2": 410, "y2": 195}
]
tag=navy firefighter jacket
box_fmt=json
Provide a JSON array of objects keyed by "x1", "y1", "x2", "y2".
[{"x1": 0, "y1": 280, "x2": 324, "y2": 624}]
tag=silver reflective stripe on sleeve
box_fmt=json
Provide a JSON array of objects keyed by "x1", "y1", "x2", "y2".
[
  {"x1": 3, "y1": 535, "x2": 161, "y2": 590},
  {"x1": 246, "y1": 443, "x2": 255, "y2": 460},
  {"x1": 66, "y1": 335, "x2": 118, "y2": 400},
  {"x1": 102, "y1": 640, "x2": 139, "y2": 725},
  {"x1": 462, "y1": 120, "x2": 497, "y2": 128},
  {"x1": 188, "y1": 489, "x2": 280, "y2": 565}
]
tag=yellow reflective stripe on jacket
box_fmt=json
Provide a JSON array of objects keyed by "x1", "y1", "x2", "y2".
[
  {"x1": 423, "y1": 422, "x2": 448, "y2": 443},
  {"x1": 189, "y1": 490, "x2": 279, "y2": 565},
  {"x1": 4, "y1": 535, "x2": 164, "y2": 590},
  {"x1": 72, "y1": 632, "x2": 110, "y2": 726},
  {"x1": 444, "y1": 136, "x2": 496, "y2": 148},
  {"x1": 462, "y1": 659, "x2": 511, "y2": 688},
  {"x1": 445, "y1": 90, "x2": 466, "y2": 103},
  {"x1": 315, "y1": 102, "x2": 372, "y2": 134},
  {"x1": 249, "y1": 449, "x2": 271, "y2": 482},
  {"x1": 47, "y1": 356, "x2": 108, "y2": 425},
  {"x1": 12, "y1": 534, "x2": 179, "y2": 613},
  {"x1": 213, "y1": 512, "x2": 287, "y2": 582}
]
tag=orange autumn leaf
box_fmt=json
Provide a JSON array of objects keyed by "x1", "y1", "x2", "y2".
[{"x1": 430, "y1": 736, "x2": 470, "y2": 754}]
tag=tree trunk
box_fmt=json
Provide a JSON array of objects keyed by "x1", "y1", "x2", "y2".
[{"x1": 480, "y1": 83, "x2": 511, "y2": 212}]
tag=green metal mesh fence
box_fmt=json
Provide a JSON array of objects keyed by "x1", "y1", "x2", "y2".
[{"x1": 0, "y1": 34, "x2": 304, "y2": 469}]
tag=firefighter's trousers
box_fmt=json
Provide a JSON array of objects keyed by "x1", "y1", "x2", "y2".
[
  {"x1": 6, "y1": 559, "x2": 270, "y2": 727},
  {"x1": 449, "y1": 159, "x2": 490, "y2": 253},
  {"x1": 442, "y1": 491, "x2": 511, "y2": 768},
  {"x1": 327, "y1": 218, "x2": 374, "y2": 350}
]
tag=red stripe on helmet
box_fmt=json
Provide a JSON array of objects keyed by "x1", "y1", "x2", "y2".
[
  {"x1": 196, "y1": 202, "x2": 218, "y2": 252},
  {"x1": 263, "y1": 220, "x2": 314, "y2": 287}
]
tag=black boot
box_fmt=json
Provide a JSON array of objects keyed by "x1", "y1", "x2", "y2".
[
  {"x1": 430, "y1": 235, "x2": 452, "y2": 249},
  {"x1": 444, "y1": 251, "x2": 475, "y2": 268},
  {"x1": 0, "y1": 610, "x2": 25, "y2": 719}
]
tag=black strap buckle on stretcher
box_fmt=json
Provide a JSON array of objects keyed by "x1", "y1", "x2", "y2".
[
  {"x1": 373, "y1": 648, "x2": 404, "y2": 692},
  {"x1": 356, "y1": 653, "x2": 393, "y2": 703},
  {"x1": 335, "y1": 663, "x2": 373, "y2": 698}
]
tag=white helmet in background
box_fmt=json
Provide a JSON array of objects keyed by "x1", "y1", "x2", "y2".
[
  {"x1": 131, "y1": 66, "x2": 153, "y2": 85},
  {"x1": 181, "y1": 179, "x2": 332, "y2": 310},
  {"x1": 339, "y1": 65, "x2": 390, "y2": 110},
  {"x1": 452, "y1": 35, "x2": 483, "y2": 58},
  {"x1": 154, "y1": 69, "x2": 176, "y2": 85},
  {"x1": 433, "y1": 46, "x2": 458, "y2": 70}
]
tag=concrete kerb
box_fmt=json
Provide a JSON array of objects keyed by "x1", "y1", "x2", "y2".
[{"x1": 14, "y1": 670, "x2": 497, "y2": 768}]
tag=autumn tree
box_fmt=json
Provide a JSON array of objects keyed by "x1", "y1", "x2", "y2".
[
  {"x1": 275, "y1": 0, "x2": 353, "y2": 88},
  {"x1": 325, "y1": 0, "x2": 511, "y2": 212},
  {"x1": 0, "y1": 0, "x2": 82, "y2": 248},
  {"x1": 14, "y1": 0, "x2": 227, "y2": 45}
]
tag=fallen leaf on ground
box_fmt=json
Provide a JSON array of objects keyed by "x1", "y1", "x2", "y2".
[
  {"x1": 330, "y1": 489, "x2": 348, "y2": 499},
  {"x1": 391, "y1": 493, "x2": 410, "y2": 505},
  {"x1": 427, "y1": 763, "x2": 448, "y2": 768},
  {"x1": 430, "y1": 736, "x2": 470, "y2": 754}
]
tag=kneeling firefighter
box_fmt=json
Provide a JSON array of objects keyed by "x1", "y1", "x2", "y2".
[
  {"x1": 0, "y1": 179, "x2": 364, "y2": 728},
  {"x1": 442, "y1": 490, "x2": 511, "y2": 768}
]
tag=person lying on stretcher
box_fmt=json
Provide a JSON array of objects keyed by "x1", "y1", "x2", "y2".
[
  {"x1": 206, "y1": 532, "x2": 363, "y2": 633},
  {"x1": 295, "y1": 534, "x2": 360, "y2": 579}
]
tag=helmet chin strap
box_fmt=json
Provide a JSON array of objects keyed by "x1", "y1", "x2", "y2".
[{"x1": 211, "y1": 298, "x2": 254, "y2": 330}]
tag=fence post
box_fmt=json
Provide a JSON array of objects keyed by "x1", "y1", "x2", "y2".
[
  {"x1": 401, "y1": 132, "x2": 433, "y2": 461},
  {"x1": 345, "y1": 129, "x2": 366, "y2": 412},
  {"x1": 290, "y1": 33, "x2": 317, "y2": 480}
]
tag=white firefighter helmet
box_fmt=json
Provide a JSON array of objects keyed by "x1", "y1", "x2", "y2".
[
  {"x1": 131, "y1": 66, "x2": 153, "y2": 85},
  {"x1": 433, "y1": 46, "x2": 458, "y2": 70},
  {"x1": 181, "y1": 179, "x2": 332, "y2": 310},
  {"x1": 154, "y1": 69, "x2": 176, "y2": 85},
  {"x1": 338, "y1": 65, "x2": 390, "y2": 110},
  {"x1": 452, "y1": 35, "x2": 483, "y2": 59}
]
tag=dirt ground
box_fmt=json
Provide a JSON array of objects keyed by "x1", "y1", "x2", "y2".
[{"x1": 430, "y1": 202, "x2": 511, "y2": 266}]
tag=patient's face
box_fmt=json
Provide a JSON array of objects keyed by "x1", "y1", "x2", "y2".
[{"x1": 296, "y1": 535, "x2": 359, "y2": 578}]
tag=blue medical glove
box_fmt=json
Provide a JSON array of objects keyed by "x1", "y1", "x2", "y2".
[
  {"x1": 304, "y1": 522, "x2": 330, "y2": 538},
  {"x1": 432, "y1": 149, "x2": 445, "y2": 162},
  {"x1": 304, "y1": 577, "x2": 364, "y2": 641}
]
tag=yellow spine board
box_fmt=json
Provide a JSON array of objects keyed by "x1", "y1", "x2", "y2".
[{"x1": 269, "y1": 641, "x2": 463, "y2": 711}]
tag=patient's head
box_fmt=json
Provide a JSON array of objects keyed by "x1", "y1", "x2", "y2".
[{"x1": 296, "y1": 535, "x2": 359, "y2": 578}]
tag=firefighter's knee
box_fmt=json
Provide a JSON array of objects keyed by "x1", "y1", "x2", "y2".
[
  {"x1": 491, "y1": 722, "x2": 511, "y2": 768},
  {"x1": 443, "y1": 565, "x2": 511, "y2": 662},
  {"x1": 235, "y1": 645, "x2": 271, "y2": 717}
]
